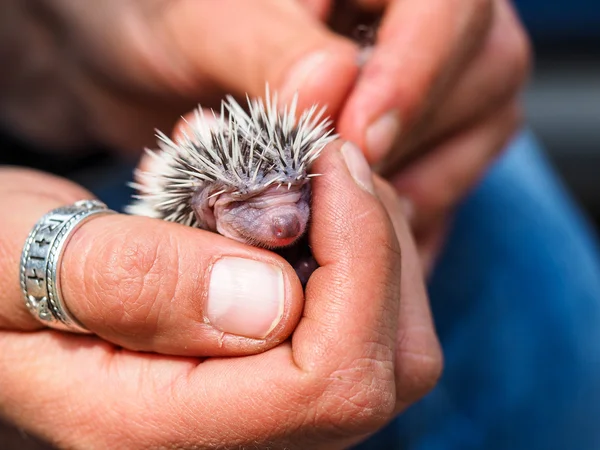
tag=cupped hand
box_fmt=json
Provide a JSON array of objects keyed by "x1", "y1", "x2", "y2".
[{"x1": 0, "y1": 139, "x2": 441, "y2": 449}]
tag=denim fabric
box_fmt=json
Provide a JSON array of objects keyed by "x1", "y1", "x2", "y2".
[
  {"x1": 513, "y1": 0, "x2": 600, "y2": 37},
  {"x1": 355, "y1": 131, "x2": 600, "y2": 449},
  {"x1": 93, "y1": 131, "x2": 600, "y2": 450}
]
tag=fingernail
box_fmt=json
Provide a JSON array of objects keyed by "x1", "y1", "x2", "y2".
[
  {"x1": 341, "y1": 141, "x2": 375, "y2": 194},
  {"x1": 207, "y1": 257, "x2": 285, "y2": 339},
  {"x1": 280, "y1": 51, "x2": 329, "y2": 102},
  {"x1": 366, "y1": 111, "x2": 400, "y2": 162}
]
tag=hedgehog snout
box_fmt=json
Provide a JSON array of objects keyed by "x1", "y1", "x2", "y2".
[
  {"x1": 214, "y1": 204, "x2": 308, "y2": 249},
  {"x1": 271, "y1": 214, "x2": 301, "y2": 240},
  {"x1": 211, "y1": 185, "x2": 311, "y2": 249},
  {"x1": 257, "y1": 205, "x2": 307, "y2": 248}
]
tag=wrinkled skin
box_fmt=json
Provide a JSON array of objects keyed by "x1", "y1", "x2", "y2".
[
  {"x1": 198, "y1": 184, "x2": 312, "y2": 249},
  {"x1": 0, "y1": 143, "x2": 443, "y2": 449},
  {"x1": 192, "y1": 181, "x2": 316, "y2": 283},
  {"x1": 0, "y1": 0, "x2": 530, "y2": 446}
]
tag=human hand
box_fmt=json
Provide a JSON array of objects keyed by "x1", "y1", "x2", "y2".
[
  {"x1": 327, "y1": 0, "x2": 530, "y2": 268},
  {"x1": 0, "y1": 0, "x2": 361, "y2": 152},
  {"x1": 0, "y1": 138, "x2": 441, "y2": 448},
  {"x1": 1, "y1": 0, "x2": 529, "y2": 271}
]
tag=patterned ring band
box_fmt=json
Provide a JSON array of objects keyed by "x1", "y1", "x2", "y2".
[{"x1": 20, "y1": 200, "x2": 116, "y2": 333}]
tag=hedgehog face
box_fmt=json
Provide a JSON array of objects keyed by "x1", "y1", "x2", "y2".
[{"x1": 207, "y1": 183, "x2": 311, "y2": 249}]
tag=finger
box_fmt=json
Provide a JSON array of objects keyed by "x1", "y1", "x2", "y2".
[
  {"x1": 299, "y1": 0, "x2": 333, "y2": 19},
  {"x1": 0, "y1": 170, "x2": 304, "y2": 357},
  {"x1": 337, "y1": 0, "x2": 493, "y2": 162},
  {"x1": 415, "y1": 219, "x2": 450, "y2": 276},
  {"x1": 292, "y1": 141, "x2": 442, "y2": 415},
  {"x1": 391, "y1": 101, "x2": 522, "y2": 232},
  {"x1": 0, "y1": 331, "x2": 207, "y2": 449},
  {"x1": 0, "y1": 168, "x2": 93, "y2": 331},
  {"x1": 373, "y1": 177, "x2": 443, "y2": 409},
  {"x1": 162, "y1": 0, "x2": 360, "y2": 117},
  {"x1": 0, "y1": 142, "x2": 441, "y2": 448},
  {"x1": 398, "y1": 0, "x2": 531, "y2": 161},
  {"x1": 166, "y1": 116, "x2": 441, "y2": 401},
  {"x1": 292, "y1": 140, "x2": 399, "y2": 379}
]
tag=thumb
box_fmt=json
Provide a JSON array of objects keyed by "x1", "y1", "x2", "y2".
[{"x1": 164, "y1": 0, "x2": 360, "y2": 117}]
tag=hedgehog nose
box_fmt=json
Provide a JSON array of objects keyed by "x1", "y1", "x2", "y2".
[{"x1": 271, "y1": 214, "x2": 301, "y2": 240}]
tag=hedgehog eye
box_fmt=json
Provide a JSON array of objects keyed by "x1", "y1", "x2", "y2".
[{"x1": 225, "y1": 200, "x2": 245, "y2": 210}]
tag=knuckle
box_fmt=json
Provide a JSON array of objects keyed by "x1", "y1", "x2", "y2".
[
  {"x1": 395, "y1": 329, "x2": 444, "y2": 405},
  {"x1": 315, "y1": 358, "x2": 397, "y2": 434},
  {"x1": 405, "y1": 350, "x2": 443, "y2": 400},
  {"x1": 500, "y1": 29, "x2": 531, "y2": 92},
  {"x1": 493, "y1": 3, "x2": 533, "y2": 95},
  {"x1": 87, "y1": 226, "x2": 178, "y2": 334},
  {"x1": 291, "y1": 343, "x2": 399, "y2": 436},
  {"x1": 511, "y1": 27, "x2": 532, "y2": 85}
]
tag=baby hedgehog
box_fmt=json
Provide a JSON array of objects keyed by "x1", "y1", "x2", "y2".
[{"x1": 126, "y1": 89, "x2": 335, "y2": 281}]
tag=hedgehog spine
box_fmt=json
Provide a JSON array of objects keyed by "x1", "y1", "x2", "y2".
[{"x1": 126, "y1": 88, "x2": 336, "y2": 229}]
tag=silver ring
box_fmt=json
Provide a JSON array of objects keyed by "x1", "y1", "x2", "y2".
[{"x1": 20, "y1": 199, "x2": 116, "y2": 333}]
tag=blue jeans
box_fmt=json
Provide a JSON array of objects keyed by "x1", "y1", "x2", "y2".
[
  {"x1": 96, "y1": 131, "x2": 600, "y2": 450},
  {"x1": 355, "y1": 131, "x2": 600, "y2": 449}
]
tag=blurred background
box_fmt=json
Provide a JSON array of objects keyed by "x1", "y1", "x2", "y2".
[
  {"x1": 513, "y1": 0, "x2": 600, "y2": 226},
  {"x1": 3, "y1": 1, "x2": 597, "y2": 229},
  {"x1": 0, "y1": 1, "x2": 598, "y2": 449},
  {"x1": 1, "y1": 1, "x2": 598, "y2": 228}
]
